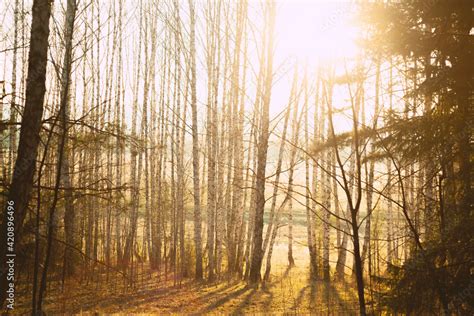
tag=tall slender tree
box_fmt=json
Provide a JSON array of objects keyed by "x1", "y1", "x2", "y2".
[{"x1": 0, "y1": 0, "x2": 53, "y2": 307}]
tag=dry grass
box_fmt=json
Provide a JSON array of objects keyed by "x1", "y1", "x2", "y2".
[
  {"x1": 16, "y1": 210, "x2": 360, "y2": 314},
  {"x1": 16, "y1": 266, "x2": 358, "y2": 314}
]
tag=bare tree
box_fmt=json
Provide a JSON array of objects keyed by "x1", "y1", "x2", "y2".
[
  {"x1": 188, "y1": 0, "x2": 203, "y2": 280},
  {"x1": 0, "y1": 0, "x2": 53, "y2": 307},
  {"x1": 249, "y1": 0, "x2": 276, "y2": 285}
]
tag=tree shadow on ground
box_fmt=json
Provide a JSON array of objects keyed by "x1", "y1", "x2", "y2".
[
  {"x1": 309, "y1": 280, "x2": 357, "y2": 314},
  {"x1": 30, "y1": 267, "x2": 359, "y2": 314},
  {"x1": 291, "y1": 284, "x2": 310, "y2": 312},
  {"x1": 194, "y1": 286, "x2": 253, "y2": 314}
]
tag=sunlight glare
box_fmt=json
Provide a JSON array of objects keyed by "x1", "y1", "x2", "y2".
[{"x1": 275, "y1": 0, "x2": 360, "y2": 63}]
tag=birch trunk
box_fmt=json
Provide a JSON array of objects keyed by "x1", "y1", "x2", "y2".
[
  {"x1": 249, "y1": 1, "x2": 276, "y2": 285},
  {"x1": 189, "y1": 0, "x2": 203, "y2": 280}
]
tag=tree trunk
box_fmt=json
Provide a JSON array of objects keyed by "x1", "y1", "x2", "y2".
[
  {"x1": 7, "y1": 0, "x2": 20, "y2": 180},
  {"x1": 37, "y1": 1, "x2": 77, "y2": 311},
  {"x1": 303, "y1": 70, "x2": 317, "y2": 278},
  {"x1": 262, "y1": 68, "x2": 296, "y2": 256},
  {"x1": 0, "y1": 0, "x2": 53, "y2": 308},
  {"x1": 361, "y1": 60, "x2": 380, "y2": 270},
  {"x1": 249, "y1": 0, "x2": 276, "y2": 285},
  {"x1": 188, "y1": 0, "x2": 203, "y2": 280}
]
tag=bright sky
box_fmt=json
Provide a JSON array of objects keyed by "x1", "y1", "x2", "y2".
[
  {"x1": 0, "y1": 0, "x2": 364, "y2": 135},
  {"x1": 275, "y1": 0, "x2": 360, "y2": 63},
  {"x1": 269, "y1": 0, "x2": 362, "y2": 132}
]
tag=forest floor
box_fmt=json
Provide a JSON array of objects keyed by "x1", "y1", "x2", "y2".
[
  {"x1": 17, "y1": 249, "x2": 360, "y2": 314},
  {"x1": 16, "y1": 211, "x2": 360, "y2": 314},
  {"x1": 17, "y1": 264, "x2": 359, "y2": 315}
]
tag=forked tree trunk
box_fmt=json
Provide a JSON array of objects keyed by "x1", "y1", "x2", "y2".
[
  {"x1": 249, "y1": 0, "x2": 276, "y2": 285},
  {"x1": 265, "y1": 71, "x2": 302, "y2": 278},
  {"x1": 263, "y1": 66, "x2": 298, "y2": 280},
  {"x1": 263, "y1": 68, "x2": 296, "y2": 256}
]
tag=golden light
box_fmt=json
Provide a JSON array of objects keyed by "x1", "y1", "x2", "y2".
[{"x1": 275, "y1": 0, "x2": 360, "y2": 63}]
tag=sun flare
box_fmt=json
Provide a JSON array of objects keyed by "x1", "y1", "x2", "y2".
[
  {"x1": 275, "y1": 0, "x2": 360, "y2": 63},
  {"x1": 0, "y1": 0, "x2": 471, "y2": 314}
]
